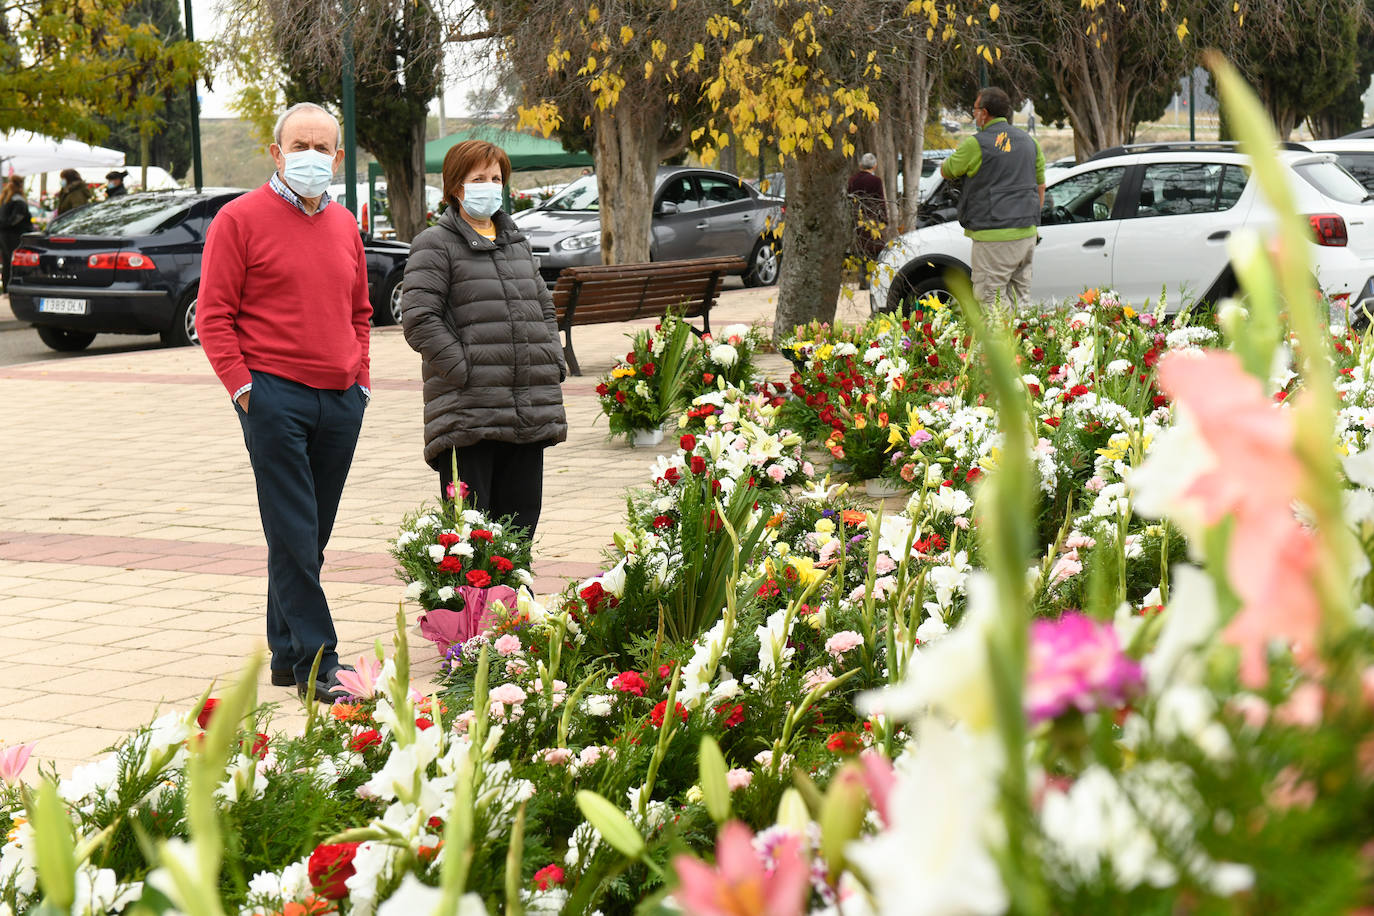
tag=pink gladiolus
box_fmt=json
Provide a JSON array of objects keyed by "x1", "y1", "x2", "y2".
[
  {"x1": 858, "y1": 750, "x2": 896, "y2": 827},
  {"x1": 672, "y1": 821, "x2": 808, "y2": 916},
  {"x1": 331, "y1": 656, "x2": 384, "y2": 699},
  {"x1": 1026, "y1": 612, "x2": 1143, "y2": 724},
  {"x1": 0, "y1": 742, "x2": 35, "y2": 785},
  {"x1": 1157, "y1": 351, "x2": 1321, "y2": 687}
]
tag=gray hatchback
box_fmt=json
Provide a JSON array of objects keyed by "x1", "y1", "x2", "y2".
[{"x1": 512, "y1": 166, "x2": 782, "y2": 287}]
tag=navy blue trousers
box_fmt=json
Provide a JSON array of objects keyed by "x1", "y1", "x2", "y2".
[{"x1": 236, "y1": 371, "x2": 365, "y2": 682}]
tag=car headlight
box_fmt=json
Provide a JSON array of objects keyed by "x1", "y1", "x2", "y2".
[{"x1": 559, "y1": 230, "x2": 601, "y2": 251}]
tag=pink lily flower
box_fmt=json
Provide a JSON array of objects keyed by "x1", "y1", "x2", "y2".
[
  {"x1": 672, "y1": 821, "x2": 808, "y2": 916},
  {"x1": 0, "y1": 742, "x2": 36, "y2": 785},
  {"x1": 330, "y1": 656, "x2": 384, "y2": 699}
]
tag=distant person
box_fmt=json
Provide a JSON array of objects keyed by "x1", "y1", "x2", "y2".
[
  {"x1": 847, "y1": 152, "x2": 887, "y2": 289},
  {"x1": 941, "y1": 86, "x2": 1046, "y2": 307},
  {"x1": 402, "y1": 139, "x2": 567, "y2": 540},
  {"x1": 0, "y1": 175, "x2": 33, "y2": 292},
  {"x1": 1026, "y1": 111, "x2": 1037, "y2": 135},
  {"x1": 197, "y1": 101, "x2": 372, "y2": 703},
  {"x1": 105, "y1": 170, "x2": 129, "y2": 198},
  {"x1": 54, "y1": 169, "x2": 92, "y2": 215}
]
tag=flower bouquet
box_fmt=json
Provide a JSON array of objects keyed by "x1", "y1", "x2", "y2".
[
  {"x1": 594, "y1": 312, "x2": 698, "y2": 444},
  {"x1": 684, "y1": 322, "x2": 766, "y2": 401},
  {"x1": 392, "y1": 496, "x2": 534, "y2": 655}
]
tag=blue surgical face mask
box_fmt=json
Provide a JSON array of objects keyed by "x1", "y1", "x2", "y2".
[
  {"x1": 461, "y1": 182, "x2": 503, "y2": 220},
  {"x1": 281, "y1": 149, "x2": 335, "y2": 198}
]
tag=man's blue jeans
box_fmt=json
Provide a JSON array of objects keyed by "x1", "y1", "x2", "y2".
[{"x1": 235, "y1": 370, "x2": 365, "y2": 683}]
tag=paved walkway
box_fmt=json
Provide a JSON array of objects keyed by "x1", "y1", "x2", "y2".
[{"x1": 0, "y1": 284, "x2": 874, "y2": 779}]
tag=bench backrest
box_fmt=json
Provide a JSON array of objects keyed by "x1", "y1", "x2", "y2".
[{"x1": 552, "y1": 257, "x2": 746, "y2": 326}]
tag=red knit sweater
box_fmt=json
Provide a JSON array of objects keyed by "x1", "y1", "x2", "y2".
[{"x1": 197, "y1": 185, "x2": 371, "y2": 398}]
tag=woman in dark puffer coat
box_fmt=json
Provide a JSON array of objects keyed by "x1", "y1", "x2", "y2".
[{"x1": 401, "y1": 140, "x2": 567, "y2": 539}]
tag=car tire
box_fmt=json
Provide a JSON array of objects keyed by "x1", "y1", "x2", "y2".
[
  {"x1": 742, "y1": 240, "x2": 780, "y2": 287},
  {"x1": 373, "y1": 271, "x2": 403, "y2": 326},
  {"x1": 36, "y1": 326, "x2": 96, "y2": 352},
  {"x1": 161, "y1": 288, "x2": 199, "y2": 348},
  {"x1": 908, "y1": 275, "x2": 963, "y2": 311}
]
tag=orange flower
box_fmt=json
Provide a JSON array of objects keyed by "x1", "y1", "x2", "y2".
[
  {"x1": 1079, "y1": 288, "x2": 1100, "y2": 306},
  {"x1": 765, "y1": 511, "x2": 787, "y2": 528},
  {"x1": 330, "y1": 703, "x2": 368, "y2": 723},
  {"x1": 840, "y1": 510, "x2": 867, "y2": 527}
]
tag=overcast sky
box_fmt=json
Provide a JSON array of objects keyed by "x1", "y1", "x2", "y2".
[{"x1": 188, "y1": 0, "x2": 495, "y2": 120}]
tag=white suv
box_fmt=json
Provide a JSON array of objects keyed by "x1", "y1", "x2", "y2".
[{"x1": 870, "y1": 142, "x2": 1374, "y2": 321}]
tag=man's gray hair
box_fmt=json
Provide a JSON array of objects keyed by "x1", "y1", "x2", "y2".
[
  {"x1": 859, "y1": 152, "x2": 877, "y2": 169},
  {"x1": 273, "y1": 102, "x2": 343, "y2": 149}
]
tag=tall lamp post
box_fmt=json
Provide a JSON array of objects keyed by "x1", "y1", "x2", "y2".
[
  {"x1": 341, "y1": 0, "x2": 358, "y2": 217},
  {"x1": 182, "y1": 0, "x2": 204, "y2": 190}
]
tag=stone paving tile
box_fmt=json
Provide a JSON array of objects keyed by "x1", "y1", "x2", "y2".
[{"x1": 0, "y1": 283, "x2": 865, "y2": 776}]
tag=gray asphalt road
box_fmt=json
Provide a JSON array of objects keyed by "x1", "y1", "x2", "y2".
[{"x1": 0, "y1": 320, "x2": 168, "y2": 367}]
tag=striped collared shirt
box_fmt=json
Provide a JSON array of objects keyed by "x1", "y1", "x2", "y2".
[{"x1": 269, "y1": 171, "x2": 332, "y2": 215}]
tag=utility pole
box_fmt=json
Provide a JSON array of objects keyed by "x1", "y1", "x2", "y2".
[
  {"x1": 341, "y1": 0, "x2": 358, "y2": 216},
  {"x1": 182, "y1": 0, "x2": 203, "y2": 191},
  {"x1": 1188, "y1": 70, "x2": 1196, "y2": 142}
]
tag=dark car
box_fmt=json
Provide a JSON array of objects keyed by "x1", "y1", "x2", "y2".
[
  {"x1": 8, "y1": 189, "x2": 410, "y2": 352},
  {"x1": 512, "y1": 166, "x2": 783, "y2": 287}
]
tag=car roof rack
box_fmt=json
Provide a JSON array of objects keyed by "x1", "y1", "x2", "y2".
[{"x1": 1088, "y1": 141, "x2": 1312, "y2": 161}]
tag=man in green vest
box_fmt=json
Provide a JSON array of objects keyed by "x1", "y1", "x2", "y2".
[{"x1": 941, "y1": 86, "x2": 1046, "y2": 307}]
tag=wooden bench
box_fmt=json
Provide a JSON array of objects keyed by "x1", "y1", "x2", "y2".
[{"x1": 551, "y1": 256, "x2": 746, "y2": 376}]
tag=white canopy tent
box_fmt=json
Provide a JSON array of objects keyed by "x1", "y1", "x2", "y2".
[{"x1": 0, "y1": 131, "x2": 125, "y2": 176}]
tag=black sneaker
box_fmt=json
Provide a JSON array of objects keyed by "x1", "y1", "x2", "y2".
[
  {"x1": 296, "y1": 664, "x2": 355, "y2": 704},
  {"x1": 270, "y1": 669, "x2": 295, "y2": 687}
]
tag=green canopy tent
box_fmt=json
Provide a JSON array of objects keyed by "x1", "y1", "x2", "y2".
[{"x1": 423, "y1": 126, "x2": 593, "y2": 173}]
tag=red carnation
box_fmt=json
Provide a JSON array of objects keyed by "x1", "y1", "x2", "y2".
[
  {"x1": 825, "y1": 731, "x2": 862, "y2": 754},
  {"x1": 1030, "y1": 347, "x2": 1045, "y2": 361},
  {"x1": 642, "y1": 362, "x2": 656, "y2": 376},
  {"x1": 690, "y1": 455, "x2": 707, "y2": 474},
  {"x1": 680, "y1": 433, "x2": 697, "y2": 452},
  {"x1": 466, "y1": 569, "x2": 492, "y2": 588},
  {"x1": 196, "y1": 698, "x2": 219, "y2": 730},
  {"x1": 251, "y1": 733, "x2": 270, "y2": 759},
  {"x1": 438, "y1": 555, "x2": 464, "y2": 573},
  {"x1": 626, "y1": 352, "x2": 637, "y2": 364},
  {"x1": 715, "y1": 702, "x2": 745, "y2": 728},
  {"x1": 650, "y1": 700, "x2": 688, "y2": 727},
  {"x1": 611, "y1": 671, "x2": 648, "y2": 696},
  {"x1": 491, "y1": 555, "x2": 514, "y2": 573},
  {"x1": 470, "y1": 529, "x2": 495, "y2": 542},
  {"x1": 436, "y1": 532, "x2": 461, "y2": 548},
  {"x1": 1044, "y1": 417, "x2": 1061, "y2": 428},
  {"x1": 615, "y1": 390, "x2": 627, "y2": 403},
  {"x1": 703, "y1": 372, "x2": 715, "y2": 384},
  {"x1": 927, "y1": 353, "x2": 940, "y2": 367},
  {"x1": 652, "y1": 514, "x2": 675, "y2": 529},
  {"x1": 580, "y1": 580, "x2": 609, "y2": 613},
  {"x1": 349, "y1": 729, "x2": 383, "y2": 753},
  {"x1": 416, "y1": 717, "x2": 434, "y2": 730},
  {"x1": 308, "y1": 842, "x2": 361, "y2": 900},
  {"x1": 596, "y1": 383, "x2": 610, "y2": 396},
  {"x1": 533, "y1": 864, "x2": 566, "y2": 891}
]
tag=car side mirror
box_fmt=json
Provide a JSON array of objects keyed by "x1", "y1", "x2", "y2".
[{"x1": 657, "y1": 200, "x2": 679, "y2": 215}]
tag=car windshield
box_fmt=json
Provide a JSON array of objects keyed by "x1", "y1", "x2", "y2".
[
  {"x1": 46, "y1": 195, "x2": 193, "y2": 236},
  {"x1": 542, "y1": 175, "x2": 600, "y2": 212},
  {"x1": 1294, "y1": 159, "x2": 1369, "y2": 204}
]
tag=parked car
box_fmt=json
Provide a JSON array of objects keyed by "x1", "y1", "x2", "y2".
[
  {"x1": 870, "y1": 142, "x2": 1374, "y2": 322},
  {"x1": 1302, "y1": 139, "x2": 1374, "y2": 194},
  {"x1": 8, "y1": 189, "x2": 410, "y2": 352},
  {"x1": 513, "y1": 167, "x2": 783, "y2": 287},
  {"x1": 1342, "y1": 126, "x2": 1374, "y2": 140},
  {"x1": 328, "y1": 182, "x2": 444, "y2": 238}
]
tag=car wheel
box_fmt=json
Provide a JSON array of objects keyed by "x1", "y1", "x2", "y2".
[
  {"x1": 36, "y1": 326, "x2": 96, "y2": 352},
  {"x1": 742, "y1": 240, "x2": 780, "y2": 287},
  {"x1": 161, "y1": 288, "x2": 199, "y2": 347},
  {"x1": 373, "y1": 271, "x2": 403, "y2": 326},
  {"x1": 888, "y1": 274, "x2": 964, "y2": 314}
]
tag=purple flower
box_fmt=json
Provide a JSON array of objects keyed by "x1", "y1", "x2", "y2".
[{"x1": 1026, "y1": 612, "x2": 1143, "y2": 725}]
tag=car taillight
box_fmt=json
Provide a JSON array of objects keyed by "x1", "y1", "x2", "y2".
[
  {"x1": 1307, "y1": 213, "x2": 1348, "y2": 247},
  {"x1": 361, "y1": 201, "x2": 369, "y2": 233},
  {"x1": 86, "y1": 251, "x2": 157, "y2": 270},
  {"x1": 10, "y1": 248, "x2": 39, "y2": 267}
]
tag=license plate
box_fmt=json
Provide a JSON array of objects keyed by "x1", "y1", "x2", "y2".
[{"x1": 38, "y1": 297, "x2": 88, "y2": 315}]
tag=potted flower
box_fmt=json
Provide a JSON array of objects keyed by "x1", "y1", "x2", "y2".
[
  {"x1": 594, "y1": 312, "x2": 698, "y2": 445},
  {"x1": 392, "y1": 491, "x2": 535, "y2": 656}
]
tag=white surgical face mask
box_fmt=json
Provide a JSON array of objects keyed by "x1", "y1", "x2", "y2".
[
  {"x1": 281, "y1": 149, "x2": 335, "y2": 198},
  {"x1": 461, "y1": 182, "x2": 503, "y2": 220}
]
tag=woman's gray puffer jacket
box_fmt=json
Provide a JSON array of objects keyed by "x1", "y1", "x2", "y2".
[{"x1": 402, "y1": 208, "x2": 568, "y2": 470}]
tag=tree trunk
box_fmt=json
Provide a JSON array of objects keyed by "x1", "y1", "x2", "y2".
[
  {"x1": 894, "y1": 44, "x2": 930, "y2": 233},
  {"x1": 376, "y1": 114, "x2": 429, "y2": 242},
  {"x1": 772, "y1": 141, "x2": 850, "y2": 341},
  {"x1": 593, "y1": 104, "x2": 658, "y2": 265}
]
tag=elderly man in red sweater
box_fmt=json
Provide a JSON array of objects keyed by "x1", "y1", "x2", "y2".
[{"x1": 197, "y1": 102, "x2": 371, "y2": 703}]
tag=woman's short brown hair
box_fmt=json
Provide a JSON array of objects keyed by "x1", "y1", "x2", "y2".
[{"x1": 442, "y1": 140, "x2": 511, "y2": 207}]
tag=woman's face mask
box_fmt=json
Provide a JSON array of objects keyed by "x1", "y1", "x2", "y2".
[{"x1": 461, "y1": 182, "x2": 503, "y2": 220}]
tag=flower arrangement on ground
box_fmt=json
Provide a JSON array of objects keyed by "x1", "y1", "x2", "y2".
[{"x1": 594, "y1": 312, "x2": 698, "y2": 441}]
